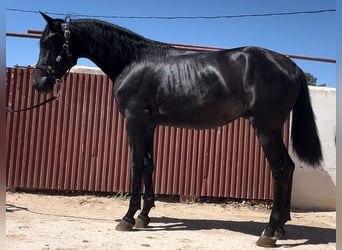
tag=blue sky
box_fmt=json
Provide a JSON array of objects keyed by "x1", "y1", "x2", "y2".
[{"x1": 6, "y1": 0, "x2": 336, "y2": 87}]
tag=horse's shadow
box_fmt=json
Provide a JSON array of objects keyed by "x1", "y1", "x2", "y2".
[
  {"x1": 120, "y1": 216, "x2": 335, "y2": 247},
  {"x1": 7, "y1": 202, "x2": 335, "y2": 247}
]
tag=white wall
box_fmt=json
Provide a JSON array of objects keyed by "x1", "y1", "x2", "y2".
[{"x1": 290, "y1": 86, "x2": 336, "y2": 210}]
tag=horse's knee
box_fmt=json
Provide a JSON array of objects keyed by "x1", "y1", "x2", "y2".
[
  {"x1": 143, "y1": 193, "x2": 155, "y2": 207},
  {"x1": 143, "y1": 157, "x2": 154, "y2": 173}
]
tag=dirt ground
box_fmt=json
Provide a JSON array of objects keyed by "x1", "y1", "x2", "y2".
[{"x1": 6, "y1": 192, "x2": 336, "y2": 250}]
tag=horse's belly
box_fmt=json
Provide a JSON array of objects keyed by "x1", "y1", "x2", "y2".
[{"x1": 157, "y1": 101, "x2": 246, "y2": 129}]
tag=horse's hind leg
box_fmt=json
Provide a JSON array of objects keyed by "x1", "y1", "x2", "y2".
[
  {"x1": 254, "y1": 129, "x2": 295, "y2": 247},
  {"x1": 275, "y1": 162, "x2": 295, "y2": 240},
  {"x1": 135, "y1": 127, "x2": 156, "y2": 228}
]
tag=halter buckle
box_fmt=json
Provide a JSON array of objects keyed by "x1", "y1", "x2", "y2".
[
  {"x1": 64, "y1": 30, "x2": 70, "y2": 39},
  {"x1": 55, "y1": 78, "x2": 63, "y2": 85}
]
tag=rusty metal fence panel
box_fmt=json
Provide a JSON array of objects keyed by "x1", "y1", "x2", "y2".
[{"x1": 6, "y1": 66, "x2": 289, "y2": 200}]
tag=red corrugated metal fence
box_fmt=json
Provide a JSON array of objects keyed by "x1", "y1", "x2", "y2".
[{"x1": 6, "y1": 66, "x2": 289, "y2": 199}]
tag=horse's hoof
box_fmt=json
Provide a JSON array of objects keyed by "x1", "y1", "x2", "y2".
[
  {"x1": 115, "y1": 219, "x2": 134, "y2": 231},
  {"x1": 256, "y1": 230, "x2": 277, "y2": 248},
  {"x1": 135, "y1": 215, "x2": 150, "y2": 228},
  {"x1": 275, "y1": 227, "x2": 286, "y2": 240}
]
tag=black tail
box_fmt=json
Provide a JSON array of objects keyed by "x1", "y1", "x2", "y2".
[{"x1": 291, "y1": 74, "x2": 323, "y2": 166}]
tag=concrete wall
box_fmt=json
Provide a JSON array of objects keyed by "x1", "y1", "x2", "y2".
[{"x1": 289, "y1": 86, "x2": 336, "y2": 210}]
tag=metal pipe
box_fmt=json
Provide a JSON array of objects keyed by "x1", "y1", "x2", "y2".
[
  {"x1": 27, "y1": 29, "x2": 44, "y2": 34},
  {"x1": 6, "y1": 32, "x2": 41, "y2": 39},
  {"x1": 6, "y1": 31, "x2": 336, "y2": 64},
  {"x1": 284, "y1": 54, "x2": 336, "y2": 63},
  {"x1": 170, "y1": 43, "x2": 336, "y2": 63}
]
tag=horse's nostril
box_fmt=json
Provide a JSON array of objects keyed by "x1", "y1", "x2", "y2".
[
  {"x1": 33, "y1": 76, "x2": 50, "y2": 91},
  {"x1": 34, "y1": 76, "x2": 48, "y2": 87}
]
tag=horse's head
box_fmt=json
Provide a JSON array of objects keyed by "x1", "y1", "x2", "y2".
[{"x1": 33, "y1": 12, "x2": 77, "y2": 92}]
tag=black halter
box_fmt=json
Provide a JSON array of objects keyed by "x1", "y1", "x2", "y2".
[
  {"x1": 6, "y1": 19, "x2": 73, "y2": 113},
  {"x1": 35, "y1": 18, "x2": 74, "y2": 84}
]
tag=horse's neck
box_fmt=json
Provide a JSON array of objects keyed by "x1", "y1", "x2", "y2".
[{"x1": 71, "y1": 21, "x2": 171, "y2": 81}]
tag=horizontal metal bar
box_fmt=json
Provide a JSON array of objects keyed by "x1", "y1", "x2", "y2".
[
  {"x1": 6, "y1": 31, "x2": 336, "y2": 64},
  {"x1": 170, "y1": 43, "x2": 336, "y2": 63},
  {"x1": 27, "y1": 29, "x2": 44, "y2": 34},
  {"x1": 284, "y1": 54, "x2": 336, "y2": 63},
  {"x1": 6, "y1": 32, "x2": 41, "y2": 39}
]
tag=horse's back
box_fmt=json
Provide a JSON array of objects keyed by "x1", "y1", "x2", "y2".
[{"x1": 114, "y1": 46, "x2": 303, "y2": 130}]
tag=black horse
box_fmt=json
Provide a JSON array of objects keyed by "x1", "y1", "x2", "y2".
[{"x1": 33, "y1": 13, "x2": 322, "y2": 247}]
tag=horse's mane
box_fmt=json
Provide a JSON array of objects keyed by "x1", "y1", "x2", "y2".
[
  {"x1": 70, "y1": 18, "x2": 170, "y2": 63},
  {"x1": 74, "y1": 19, "x2": 155, "y2": 43}
]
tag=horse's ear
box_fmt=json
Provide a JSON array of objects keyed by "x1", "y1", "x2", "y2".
[
  {"x1": 39, "y1": 11, "x2": 61, "y2": 32},
  {"x1": 40, "y1": 11, "x2": 54, "y2": 25}
]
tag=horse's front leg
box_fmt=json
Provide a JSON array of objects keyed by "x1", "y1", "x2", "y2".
[
  {"x1": 135, "y1": 128, "x2": 155, "y2": 228},
  {"x1": 115, "y1": 116, "x2": 145, "y2": 231}
]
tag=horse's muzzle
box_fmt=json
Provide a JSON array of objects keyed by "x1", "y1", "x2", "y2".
[{"x1": 33, "y1": 76, "x2": 54, "y2": 93}]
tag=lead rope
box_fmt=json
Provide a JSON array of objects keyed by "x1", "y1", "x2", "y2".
[{"x1": 5, "y1": 74, "x2": 66, "y2": 113}]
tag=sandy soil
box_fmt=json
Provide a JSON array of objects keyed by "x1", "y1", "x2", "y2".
[{"x1": 6, "y1": 192, "x2": 336, "y2": 250}]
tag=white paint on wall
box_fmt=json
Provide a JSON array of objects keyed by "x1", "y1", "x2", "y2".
[{"x1": 290, "y1": 86, "x2": 336, "y2": 210}]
